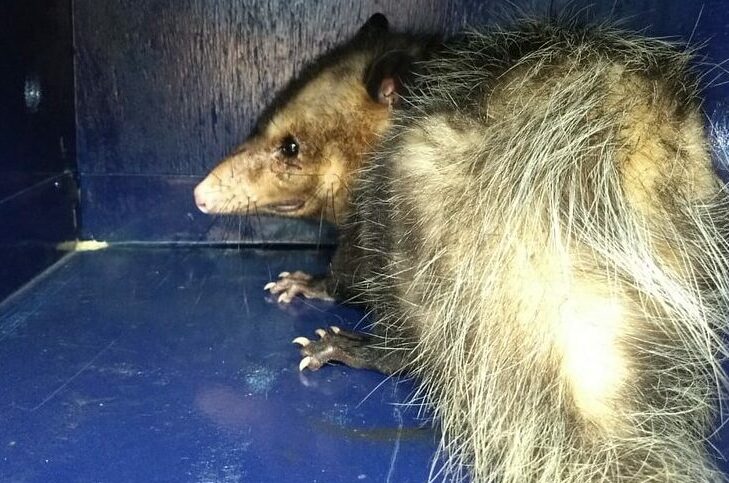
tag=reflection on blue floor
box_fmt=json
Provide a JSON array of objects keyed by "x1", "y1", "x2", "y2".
[{"x1": 0, "y1": 247, "x2": 437, "y2": 482}]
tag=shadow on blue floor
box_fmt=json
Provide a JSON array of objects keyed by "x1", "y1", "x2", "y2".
[{"x1": 0, "y1": 247, "x2": 437, "y2": 482}]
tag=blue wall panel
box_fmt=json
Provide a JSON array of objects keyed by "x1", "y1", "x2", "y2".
[
  {"x1": 0, "y1": 0, "x2": 77, "y2": 301},
  {"x1": 0, "y1": 174, "x2": 77, "y2": 301}
]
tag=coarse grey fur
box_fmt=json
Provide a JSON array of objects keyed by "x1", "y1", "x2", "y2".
[{"x1": 326, "y1": 19, "x2": 729, "y2": 482}]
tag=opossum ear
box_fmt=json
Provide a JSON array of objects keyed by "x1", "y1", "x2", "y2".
[
  {"x1": 378, "y1": 78, "x2": 398, "y2": 107},
  {"x1": 365, "y1": 51, "x2": 414, "y2": 107},
  {"x1": 357, "y1": 13, "x2": 389, "y2": 38}
]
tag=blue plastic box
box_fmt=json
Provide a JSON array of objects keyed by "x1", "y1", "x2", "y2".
[{"x1": 1, "y1": 1, "x2": 728, "y2": 481}]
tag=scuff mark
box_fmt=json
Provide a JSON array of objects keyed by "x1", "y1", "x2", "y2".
[
  {"x1": 195, "y1": 384, "x2": 253, "y2": 429},
  {"x1": 385, "y1": 407, "x2": 403, "y2": 483},
  {"x1": 56, "y1": 240, "x2": 109, "y2": 252},
  {"x1": 192, "y1": 274, "x2": 209, "y2": 309},
  {"x1": 242, "y1": 364, "x2": 276, "y2": 397},
  {"x1": 322, "y1": 402, "x2": 351, "y2": 426},
  {"x1": 193, "y1": 441, "x2": 250, "y2": 483},
  {"x1": 14, "y1": 339, "x2": 117, "y2": 412}
]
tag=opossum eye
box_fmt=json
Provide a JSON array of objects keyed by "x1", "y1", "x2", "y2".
[{"x1": 280, "y1": 136, "x2": 299, "y2": 158}]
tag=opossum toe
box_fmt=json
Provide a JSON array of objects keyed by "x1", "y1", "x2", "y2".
[
  {"x1": 292, "y1": 336, "x2": 311, "y2": 347},
  {"x1": 299, "y1": 355, "x2": 325, "y2": 372},
  {"x1": 264, "y1": 273, "x2": 333, "y2": 303},
  {"x1": 289, "y1": 271, "x2": 313, "y2": 281}
]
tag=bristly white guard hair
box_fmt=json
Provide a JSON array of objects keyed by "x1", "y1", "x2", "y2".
[{"x1": 342, "y1": 18, "x2": 729, "y2": 482}]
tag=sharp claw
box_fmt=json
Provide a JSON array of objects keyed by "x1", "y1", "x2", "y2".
[
  {"x1": 330, "y1": 326, "x2": 340, "y2": 334},
  {"x1": 279, "y1": 271, "x2": 290, "y2": 278},
  {"x1": 315, "y1": 329, "x2": 326, "y2": 338},
  {"x1": 264, "y1": 282, "x2": 275, "y2": 290},
  {"x1": 299, "y1": 356, "x2": 313, "y2": 372},
  {"x1": 292, "y1": 337, "x2": 311, "y2": 346},
  {"x1": 278, "y1": 293, "x2": 290, "y2": 304}
]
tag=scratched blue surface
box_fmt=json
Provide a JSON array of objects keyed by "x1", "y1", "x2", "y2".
[{"x1": 0, "y1": 247, "x2": 437, "y2": 482}]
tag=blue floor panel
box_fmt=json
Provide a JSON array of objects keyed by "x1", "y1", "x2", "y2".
[{"x1": 0, "y1": 247, "x2": 436, "y2": 482}]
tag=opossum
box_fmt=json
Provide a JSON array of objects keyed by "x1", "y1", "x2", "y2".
[
  {"x1": 279, "y1": 19, "x2": 729, "y2": 483},
  {"x1": 193, "y1": 14, "x2": 436, "y2": 225}
]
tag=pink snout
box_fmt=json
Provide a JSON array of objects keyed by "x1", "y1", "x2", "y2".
[{"x1": 194, "y1": 181, "x2": 212, "y2": 214}]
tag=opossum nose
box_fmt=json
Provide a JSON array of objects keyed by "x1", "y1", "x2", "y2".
[{"x1": 194, "y1": 183, "x2": 211, "y2": 214}]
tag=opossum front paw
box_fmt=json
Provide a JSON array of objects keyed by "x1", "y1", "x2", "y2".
[
  {"x1": 292, "y1": 327, "x2": 406, "y2": 375},
  {"x1": 293, "y1": 326, "x2": 371, "y2": 371},
  {"x1": 264, "y1": 271, "x2": 333, "y2": 303}
]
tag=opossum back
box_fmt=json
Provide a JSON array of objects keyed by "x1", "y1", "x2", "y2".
[{"x1": 354, "y1": 21, "x2": 729, "y2": 482}]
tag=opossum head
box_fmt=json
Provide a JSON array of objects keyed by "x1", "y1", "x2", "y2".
[{"x1": 194, "y1": 13, "x2": 427, "y2": 223}]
